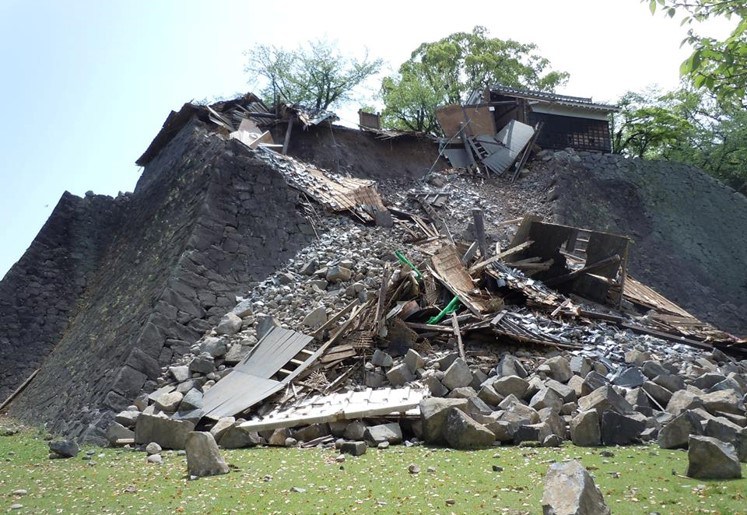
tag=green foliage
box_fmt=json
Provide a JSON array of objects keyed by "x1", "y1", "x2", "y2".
[
  {"x1": 612, "y1": 87, "x2": 699, "y2": 158},
  {"x1": 0, "y1": 424, "x2": 745, "y2": 513},
  {"x1": 613, "y1": 84, "x2": 747, "y2": 193},
  {"x1": 381, "y1": 26, "x2": 569, "y2": 133},
  {"x1": 245, "y1": 39, "x2": 382, "y2": 110},
  {"x1": 647, "y1": 0, "x2": 747, "y2": 108}
]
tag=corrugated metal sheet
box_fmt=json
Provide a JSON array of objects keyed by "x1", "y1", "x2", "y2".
[
  {"x1": 201, "y1": 327, "x2": 314, "y2": 419},
  {"x1": 470, "y1": 120, "x2": 534, "y2": 175}
]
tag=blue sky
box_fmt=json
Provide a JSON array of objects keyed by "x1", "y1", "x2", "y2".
[{"x1": 0, "y1": 0, "x2": 733, "y2": 279}]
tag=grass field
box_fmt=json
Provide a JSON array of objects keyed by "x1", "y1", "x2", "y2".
[{"x1": 1, "y1": 421, "x2": 745, "y2": 514}]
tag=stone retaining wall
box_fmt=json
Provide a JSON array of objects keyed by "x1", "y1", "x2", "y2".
[{"x1": 4, "y1": 118, "x2": 313, "y2": 441}]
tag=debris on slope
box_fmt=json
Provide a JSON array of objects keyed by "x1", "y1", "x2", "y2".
[{"x1": 107, "y1": 147, "x2": 745, "y2": 464}]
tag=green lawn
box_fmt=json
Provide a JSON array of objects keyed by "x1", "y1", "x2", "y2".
[{"x1": 1, "y1": 422, "x2": 745, "y2": 514}]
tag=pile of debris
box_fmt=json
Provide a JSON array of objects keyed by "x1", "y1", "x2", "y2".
[{"x1": 111, "y1": 143, "x2": 745, "y2": 478}]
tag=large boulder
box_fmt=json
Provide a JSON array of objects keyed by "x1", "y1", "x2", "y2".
[
  {"x1": 106, "y1": 422, "x2": 134, "y2": 445},
  {"x1": 218, "y1": 426, "x2": 261, "y2": 449},
  {"x1": 701, "y1": 389, "x2": 743, "y2": 415},
  {"x1": 666, "y1": 390, "x2": 704, "y2": 416},
  {"x1": 443, "y1": 408, "x2": 495, "y2": 450},
  {"x1": 540, "y1": 356, "x2": 573, "y2": 383},
  {"x1": 530, "y1": 387, "x2": 564, "y2": 411},
  {"x1": 442, "y1": 358, "x2": 473, "y2": 390},
  {"x1": 48, "y1": 440, "x2": 79, "y2": 459},
  {"x1": 492, "y1": 375, "x2": 529, "y2": 399},
  {"x1": 578, "y1": 386, "x2": 633, "y2": 415},
  {"x1": 658, "y1": 411, "x2": 702, "y2": 449},
  {"x1": 420, "y1": 398, "x2": 468, "y2": 444},
  {"x1": 185, "y1": 432, "x2": 230, "y2": 477},
  {"x1": 704, "y1": 417, "x2": 747, "y2": 462},
  {"x1": 570, "y1": 411, "x2": 601, "y2": 447},
  {"x1": 542, "y1": 460, "x2": 610, "y2": 515},
  {"x1": 686, "y1": 435, "x2": 742, "y2": 479},
  {"x1": 134, "y1": 413, "x2": 195, "y2": 450},
  {"x1": 601, "y1": 411, "x2": 646, "y2": 445},
  {"x1": 364, "y1": 423, "x2": 402, "y2": 445}
]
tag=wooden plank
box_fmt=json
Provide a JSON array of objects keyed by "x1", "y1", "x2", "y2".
[
  {"x1": 621, "y1": 322, "x2": 712, "y2": 351},
  {"x1": 312, "y1": 298, "x2": 359, "y2": 340},
  {"x1": 405, "y1": 322, "x2": 454, "y2": 333},
  {"x1": 469, "y1": 240, "x2": 534, "y2": 273},
  {"x1": 452, "y1": 312, "x2": 466, "y2": 361},
  {"x1": 472, "y1": 209, "x2": 488, "y2": 260},
  {"x1": 544, "y1": 254, "x2": 621, "y2": 287},
  {"x1": 0, "y1": 369, "x2": 38, "y2": 411}
]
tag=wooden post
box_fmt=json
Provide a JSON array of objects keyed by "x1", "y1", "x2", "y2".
[
  {"x1": 472, "y1": 209, "x2": 489, "y2": 260},
  {"x1": 282, "y1": 117, "x2": 295, "y2": 155},
  {"x1": 452, "y1": 313, "x2": 466, "y2": 362}
]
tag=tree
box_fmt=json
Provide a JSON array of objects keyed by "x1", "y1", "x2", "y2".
[
  {"x1": 381, "y1": 26, "x2": 569, "y2": 133},
  {"x1": 612, "y1": 87, "x2": 699, "y2": 157},
  {"x1": 245, "y1": 39, "x2": 382, "y2": 111},
  {"x1": 647, "y1": 0, "x2": 747, "y2": 108},
  {"x1": 613, "y1": 83, "x2": 747, "y2": 193}
]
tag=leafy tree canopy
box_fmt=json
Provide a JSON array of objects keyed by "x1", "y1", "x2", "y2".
[
  {"x1": 613, "y1": 83, "x2": 747, "y2": 193},
  {"x1": 245, "y1": 39, "x2": 382, "y2": 111},
  {"x1": 381, "y1": 26, "x2": 569, "y2": 133},
  {"x1": 647, "y1": 0, "x2": 747, "y2": 108}
]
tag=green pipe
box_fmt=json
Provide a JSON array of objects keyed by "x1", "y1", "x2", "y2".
[
  {"x1": 395, "y1": 250, "x2": 422, "y2": 280},
  {"x1": 427, "y1": 296, "x2": 460, "y2": 325}
]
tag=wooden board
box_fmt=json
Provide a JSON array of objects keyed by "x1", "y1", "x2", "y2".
[
  {"x1": 436, "y1": 104, "x2": 496, "y2": 139},
  {"x1": 237, "y1": 387, "x2": 427, "y2": 433}
]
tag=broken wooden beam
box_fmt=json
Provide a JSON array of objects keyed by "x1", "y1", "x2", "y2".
[
  {"x1": 0, "y1": 369, "x2": 38, "y2": 412},
  {"x1": 469, "y1": 240, "x2": 534, "y2": 273},
  {"x1": 472, "y1": 209, "x2": 489, "y2": 261},
  {"x1": 544, "y1": 254, "x2": 621, "y2": 287}
]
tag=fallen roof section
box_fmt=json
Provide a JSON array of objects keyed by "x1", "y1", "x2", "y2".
[
  {"x1": 201, "y1": 326, "x2": 314, "y2": 420},
  {"x1": 254, "y1": 147, "x2": 390, "y2": 225}
]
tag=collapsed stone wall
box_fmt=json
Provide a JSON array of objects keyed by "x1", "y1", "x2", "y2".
[
  {"x1": 550, "y1": 152, "x2": 747, "y2": 336},
  {"x1": 4, "y1": 118, "x2": 314, "y2": 441}
]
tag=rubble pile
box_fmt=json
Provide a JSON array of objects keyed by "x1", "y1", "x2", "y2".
[{"x1": 102, "y1": 148, "x2": 745, "y2": 480}]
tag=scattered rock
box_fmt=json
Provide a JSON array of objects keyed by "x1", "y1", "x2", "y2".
[
  {"x1": 185, "y1": 431, "x2": 230, "y2": 477},
  {"x1": 340, "y1": 441, "x2": 367, "y2": 456},
  {"x1": 302, "y1": 305, "x2": 327, "y2": 328},
  {"x1": 542, "y1": 460, "x2": 610, "y2": 515},
  {"x1": 442, "y1": 358, "x2": 473, "y2": 390},
  {"x1": 216, "y1": 312, "x2": 243, "y2": 335},
  {"x1": 687, "y1": 435, "x2": 742, "y2": 479},
  {"x1": 364, "y1": 423, "x2": 402, "y2": 445},
  {"x1": 145, "y1": 442, "x2": 162, "y2": 455},
  {"x1": 49, "y1": 440, "x2": 79, "y2": 459},
  {"x1": 444, "y1": 407, "x2": 495, "y2": 449}
]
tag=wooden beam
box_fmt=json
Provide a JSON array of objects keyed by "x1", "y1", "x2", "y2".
[
  {"x1": 472, "y1": 209, "x2": 489, "y2": 261},
  {"x1": 469, "y1": 240, "x2": 533, "y2": 274},
  {"x1": 282, "y1": 117, "x2": 295, "y2": 155},
  {"x1": 452, "y1": 312, "x2": 466, "y2": 361},
  {"x1": 0, "y1": 369, "x2": 38, "y2": 412},
  {"x1": 544, "y1": 254, "x2": 621, "y2": 287}
]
